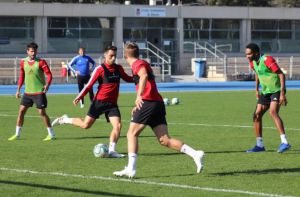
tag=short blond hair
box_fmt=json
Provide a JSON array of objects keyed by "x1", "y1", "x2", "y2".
[{"x1": 125, "y1": 42, "x2": 139, "y2": 58}]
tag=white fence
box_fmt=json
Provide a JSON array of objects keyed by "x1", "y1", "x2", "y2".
[{"x1": 0, "y1": 57, "x2": 164, "y2": 84}]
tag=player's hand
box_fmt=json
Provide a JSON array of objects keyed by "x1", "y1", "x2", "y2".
[
  {"x1": 255, "y1": 90, "x2": 259, "y2": 100},
  {"x1": 135, "y1": 95, "x2": 144, "y2": 110},
  {"x1": 279, "y1": 94, "x2": 287, "y2": 106},
  {"x1": 43, "y1": 85, "x2": 49, "y2": 93},
  {"x1": 75, "y1": 71, "x2": 80, "y2": 76},
  {"x1": 73, "y1": 98, "x2": 80, "y2": 106},
  {"x1": 15, "y1": 91, "x2": 21, "y2": 99},
  {"x1": 131, "y1": 106, "x2": 138, "y2": 115}
]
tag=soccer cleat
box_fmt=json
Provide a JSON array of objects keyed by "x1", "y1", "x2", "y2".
[
  {"x1": 277, "y1": 143, "x2": 291, "y2": 153},
  {"x1": 113, "y1": 166, "x2": 136, "y2": 178},
  {"x1": 194, "y1": 150, "x2": 205, "y2": 173},
  {"x1": 43, "y1": 135, "x2": 56, "y2": 141},
  {"x1": 51, "y1": 114, "x2": 68, "y2": 127},
  {"x1": 109, "y1": 151, "x2": 126, "y2": 158},
  {"x1": 8, "y1": 134, "x2": 20, "y2": 141},
  {"x1": 246, "y1": 146, "x2": 265, "y2": 153}
]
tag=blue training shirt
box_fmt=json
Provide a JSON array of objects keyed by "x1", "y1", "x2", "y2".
[{"x1": 68, "y1": 55, "x2": 96, "y2": 76}]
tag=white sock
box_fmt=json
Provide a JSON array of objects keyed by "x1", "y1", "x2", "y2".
[
  {"x1": 109, "y1": 142, "x2": 116, "y2": 153},
  {"x1": 180, "y1": 144, "x2": 197, "y2": 158},
  {"x1": 47, "y1": 127, "x2": 55, "y2": 137},
  {"x1": 128, "y1": 153, "x2": 137, "y2": 171},
  {"x1": 15, "y1": 126, "x2": 21, "y2": 136},
  {"x1": 256, "y1": 137, "x2": 264, "y2": 147},
  {"x1": 280, "y1": 134, "x2": 288, "y2": 144},
  {"x1": 64, "y1": 118, "x2": 73, "y2": 124}
]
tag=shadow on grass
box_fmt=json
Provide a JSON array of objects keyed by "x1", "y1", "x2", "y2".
[
  {"x1": 0, "y1": 180, "x2": 145, "y2": 197},
  {"x1": 212, "y1": 167, "x2": 300, "y2": 176},
  {"x1": 206, "y1": 150, "x2": 277, "y2": 154},
  {"x1": 139, "y1": 152, "x2": 181, "y2": 157},
  {"x1": 58, "y1": 135, "x2": 159, "y2": 140},
  {"x1": 58, "y1": 136, "x2": 108, "y2": 140},
  {"x1": 207, "y1": 149, "x2": 300, "y2": 154},
  {"x1": 137, "y1": 173, "x2": 196, "y2": 179}
]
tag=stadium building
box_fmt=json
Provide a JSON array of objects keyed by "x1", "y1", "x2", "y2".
[{"x1": 1, "y1": 1, "x2": 300, "y2": 82}]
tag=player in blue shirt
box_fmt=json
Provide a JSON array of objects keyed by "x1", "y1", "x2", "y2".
[{"x1": 68, "y1": 47, "x2": 96, "y2": 108}]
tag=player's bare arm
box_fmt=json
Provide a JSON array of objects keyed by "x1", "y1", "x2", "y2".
[
  {"x1": 16, "y1": 87, "x2": 21, "y2": 99},
  {"x1": 255, "y1": 74, "x2": 260, "y2": 99},
  {"x1": 278, "y1": 71, "x2": 287, "y2": 106},
  {"x1": 135, "y1": 67, "x2": 147, "y2": 109}
]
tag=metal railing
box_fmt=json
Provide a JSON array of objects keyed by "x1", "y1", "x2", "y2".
[
  {"x1": 123, "y1": 41, "x2": 172, "y2": 82},
  {"x1": 1, "y1": 55, "x2": 300, "y2": 83},
  {"x1": 184, "y1": 41, "x2": 228, "y2": 79},
  {"x1": 0, "y1": 57, "x2": 104, "y2": 84}
]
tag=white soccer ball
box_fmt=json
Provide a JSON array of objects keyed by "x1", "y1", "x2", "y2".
[
  {"x1": 171, "y1": 97, "x2": 180, "y2": 105},
  {"x1": 163, "y1": 98, "x2": 170, "y2": 105},
  {"x1": 93, "y1": 143, "x2": 109, "y2": 158}
]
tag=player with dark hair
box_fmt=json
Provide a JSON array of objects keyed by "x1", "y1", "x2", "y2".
[
  {"x1": 52, "y1": 45, "x2": 133, "y2": 158},
  {"x1": 8, "y1": 42, "x2": 55, "y2": 141},
  {"x1": 245, "y1": 43, "x2": 291, "y2": 153},
  {"x1": 68, "y1": 47, "x2": 95, "y2": 108},
  {"x1": 113, "y1": 42, "x2": 204, "y2": 178}
]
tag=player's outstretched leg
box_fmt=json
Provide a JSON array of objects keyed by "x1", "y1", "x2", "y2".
[
  {"x1": 154, "y1": 124, "x2": 205, "y2": 173},
  {"x1": 193, "y1": 150, "x2": 205, "y2": 173},
  {"x1": 52, "y1": 114, "x2": 69, "y2": 127}
]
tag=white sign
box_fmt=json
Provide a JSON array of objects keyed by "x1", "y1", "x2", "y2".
[{"x1": 136, "y1": 8, "x2": 166, "y2": 17}]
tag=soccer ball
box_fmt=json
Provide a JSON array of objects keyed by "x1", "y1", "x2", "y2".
[
  {"x1": 171, "y1": 97, "x2": 180, "y2": 105},
  {"x1": 163, "y1": 98, "x2": 170, "y2": 105},
  {"x1": 93, "y1": 143, "x2": 109, "y2": 158}
]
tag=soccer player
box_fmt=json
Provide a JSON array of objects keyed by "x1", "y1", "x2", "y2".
[
  {"x1": 8, "y1": 42, "x2": 55, "y2": 141},
  {"x1": 68, "y1": 47, "x2": 95, "y2": 108},
  {"x1": 52, "y1": 45, "x2": 133, "y2": 158},
  {"x1": 245, "y1": 43, "x2": 291, "y2": 153},
  {"x1": 113, "y1": 42, "x2": 204, "y2": 178}
]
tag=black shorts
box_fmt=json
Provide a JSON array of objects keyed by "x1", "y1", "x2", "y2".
[
  {"x1": 21, "y1": 93, "x2": 47, "y2": 109},
  {"x1": 131, "y1": 100, "x2": 167, "y2": 129},
  {"x1": 77, "y1": 75, "x2": 91, "y2": 85},
  {"x1": 87, "y1": 100, "x2": 120, "y2": 122},
  {"x1": 258, "y1": 91, "x2": 281, "y2": 105}
]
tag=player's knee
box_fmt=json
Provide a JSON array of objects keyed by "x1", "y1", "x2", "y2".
[
  {"x1": 252, "y1": 112, "x2": 261, "y2": 122},
  {"x1": 19, "y1": 108, "x2": 26, "y2": 115},
  {"x1": 81, "y1": 123, "x2": 91, "y2": 129},
  {"x1": 38, "y1": 110, "x2": 46, "y2": 117},
  {"x1": 269, "y1": 110, "x2": 278, "y2": 118},
  {"x1": 158, "y1": 135, "x2": 170, "y2": 147},
  {"x1": 114, "y1": 122, "x2": 122, "y2": 132},
  {"x1": 127, "y1": 129, "x2": 139, "y2": 139}
]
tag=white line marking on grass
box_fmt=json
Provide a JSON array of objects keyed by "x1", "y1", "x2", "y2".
[
  {"x1": 0, "y1": 167, "x2": 295, "y2": 197},
  {"x1": 1, "y1": 113, "x2": 300, "y2": 131}
]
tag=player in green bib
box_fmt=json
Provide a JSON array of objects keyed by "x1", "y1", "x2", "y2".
[
  {"x1": 245, "y1": 43, "x2": 290, "y2": 153},
  {"x1": 8, "y1": 42, "x2": 56, "y2": 141}
]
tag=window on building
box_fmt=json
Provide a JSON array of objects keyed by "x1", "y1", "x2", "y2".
[
  {"x1": 48, "y1": 17, "x2": 114, "y2": 53},
  {"x1": 0, "y1": 17, "x2": 34, "y2": 53},
  {"x1": 250, "y1": 20, "x2": 300, "y2": 52},
  {"x1": 183, "y1": 18, "x2": 240, "y2": 52}
]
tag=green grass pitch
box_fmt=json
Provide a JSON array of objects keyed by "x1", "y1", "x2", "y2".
[{"x1": 0, "y1": 90, "x2": 300, "y2": 197}]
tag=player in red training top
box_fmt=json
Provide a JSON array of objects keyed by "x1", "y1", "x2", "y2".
[
  {"x1": 113, "y1": 42, "x2": 205, "y2": 178},
  {"x1": 52, "y1": 45, "x2": 133, "y2": 158},
  {"x1": 8, "y1": 42, "x2": 56, "y2": 141}
]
